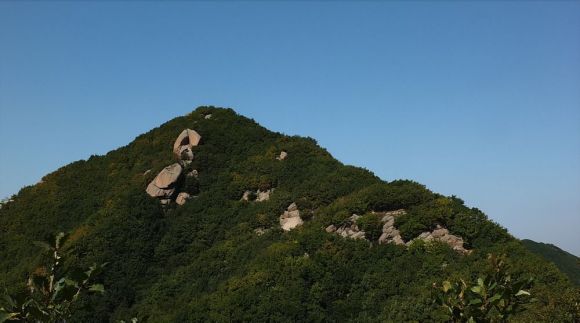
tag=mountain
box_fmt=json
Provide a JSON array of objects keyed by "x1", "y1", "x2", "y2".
[
  {"x1": 0, "y1": 107, "x2": 577, "y2": 322},
  {"x1": 522, "y1": 239, "x2": 580, "y2": 286}
]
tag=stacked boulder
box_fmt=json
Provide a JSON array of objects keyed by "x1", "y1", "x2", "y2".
[
  {"x1": 280, "y1": 202, "x2": 303, "y2": 231},
  {"x1": 146, "y1": 163, "x2": 183, "y2": 205},
  {"x1": 173, "y1": 129, "x2": 201, "y2": 164},
  {"x1": 146, "y1": 129, "x2": 201, "y2": 206}
]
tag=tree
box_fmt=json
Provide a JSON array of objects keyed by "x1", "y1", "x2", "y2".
[
  {"x1": 0, "y1": 232, "x2": 106, "y2": 322},
  {"x1": 433, "y1": 254, "x2": 533, "y2": 322}
]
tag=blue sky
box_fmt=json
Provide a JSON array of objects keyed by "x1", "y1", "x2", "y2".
[{"x1": 0, "y1": 2, "x2": 579, "y2": 255}]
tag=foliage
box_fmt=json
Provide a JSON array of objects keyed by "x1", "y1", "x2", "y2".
[
  {"x1": 356, "y1": 213, "x2": 383, "y2": 242},
  {"x1": 0, "y1": 232, "x2": 106, "y2": 322},
  {"x1": 433, "y1": 254, "x2": 534, "y2": 322},
  {"x1": 522, "y1": 239, "x2": 580, "y2": 286},
  {"x1": 0, "y1": 107, "x2": 576, "y2": 321}
]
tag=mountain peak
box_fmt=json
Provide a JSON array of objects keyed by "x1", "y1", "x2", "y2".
[{"x1": 0, "y1": 106, "x2": 576, "y2": 321}]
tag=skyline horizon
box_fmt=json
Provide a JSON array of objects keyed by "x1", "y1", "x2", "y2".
[{"x1": 1, "y1": 104, "x2": 578, "y2": 257}]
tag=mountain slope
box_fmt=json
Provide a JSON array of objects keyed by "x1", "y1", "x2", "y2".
[
  {"x1": 0, "y1": 107, "x2": 577, "y2": 322},
  {"x1": 523, "y1": 239, "x2": 580, "y2": 286}
]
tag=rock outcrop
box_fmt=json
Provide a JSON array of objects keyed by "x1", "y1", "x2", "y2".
[
  {"x1": 146, "y1": 163, "x2": 183, "y2": 199},
  {"x1": 240, "y1": 189, "x2": 273, "y2": 202},
  {"x1": 326, "y1": 209, "x2": 470, "y2": 254},
  {"x1": 146, "y1": 129, "x2": 202, "y2": 206},
  {"x1": 409, "y1": 225, "x2": 470, "y2": 254},
  {"x1": 378, "y1": 210, "x2": 406, "y2": 245},
  {"x1": 280, "y1": 202, "x2": 303, "y2": 231},
  {"x1": 325, "y1": 214, "x2": 366, "y2": 240},
  {"x1": 276, "y1": 151, "x2": 288, "y2": 160},
  {"x1": 173, "y1": 129, "x2": 201, "y2": 161},
  {"x1": 176, "y1": 192, "x2": 190, "y2": 205}
]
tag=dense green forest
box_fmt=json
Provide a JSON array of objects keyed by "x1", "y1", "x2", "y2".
[
  {"x1": 0, "y1": 107, "x2": 578, "y2": 322},
  {"x1": 522, "y1": 239, "x2": 580, "y2": 286}
]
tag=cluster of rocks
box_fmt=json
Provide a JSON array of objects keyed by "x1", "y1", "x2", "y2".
[
  {"x1": 378, "y1": 210, "x2": 407, "y2": 245},
  {"x1": 172, "y1": 129, "x2": 201, "y2": 165},
  {"x1": 325, "y1": 214, "x2": 366, "y2": 240},
  {"x1": 241, "y1": 189, "x2": 273, "y2": 202},
  {"x1": 145, "y1": 129, "x2": 201, "y2": 206},
  {"x1": 326, "y1": 209, "x2": 471, "y2": 255},
  {"x1": 410, "y1": 225, "x2": 470, "y2": 254},
  {"x1": 279, "y1": 202, "x2": 303, "y2": 231}
]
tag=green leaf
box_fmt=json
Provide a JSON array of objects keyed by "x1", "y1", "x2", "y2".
[
  {"x1": 88, "y1": 284, "x2": 105, "y2": 293},
  {"x1": 489, "y1": 293, "x2": 502, "y2": 304},
  {"x1": 442, "y1": 281, "x2": 452, "y2": 293},
  {"x1": 0, "y1": 311, "x2": 20, "y2": 323},
  {"x1": 32, "y1": 241, "x2": 51, "y2": 252},
  {"x1": 1, "y1": 293, "x2": 16, "y2": 310},
  {"x1": 471, "y1": 286, "x2": 482, "y2": 294},
  {"x1": 468, "y1": 298, "x2": 482, "y2": 305},
  {"x1": 515, "y1": 290, "x2": 530, "y2": 297}
]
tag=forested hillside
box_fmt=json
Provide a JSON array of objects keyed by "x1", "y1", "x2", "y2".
[
  {"x1": 522, "y1": 239, "x2": 580, "y2": 286},
  {"x1": 0, "y1": 107, "x2": 578, "y2": 322}
]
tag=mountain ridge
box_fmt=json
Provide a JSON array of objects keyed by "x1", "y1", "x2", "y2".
[{"x1": 0, "y1": 106, "x2": 577, "y2": 321}]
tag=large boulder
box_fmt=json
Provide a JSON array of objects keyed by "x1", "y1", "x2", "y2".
[
  {"x1": 146, "y1": 163, "x2": 183, "y2": 199},
  {"x1": 280, "y1": 203, "x2": 303, "y2": 231},
  {"x1": 173, "y1": 129, "x2": 201, "y2": 159},
  {"x1": 145, "y1": 182, "x2": 175, "y2": 198},
  {"x1": 153, "y1": 163, "x2": 183, "y2": 188}
]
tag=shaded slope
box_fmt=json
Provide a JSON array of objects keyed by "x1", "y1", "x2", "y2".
[{"x1": 523, "y1": 239, "x2": 580, "y2": 286}]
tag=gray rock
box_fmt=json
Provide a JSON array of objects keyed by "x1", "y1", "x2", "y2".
[
  {"x1": 176, "y1": 192, "x2": 190, "y2": 205},
  {"x1": 280, "y1": 203, "x2": 303, "y2": 231},
  {"x1": 325, "y1": 225, "x2": 337, "y2": 233},
  {"x1": 153, "y1": 163, "x2": 183, "y2": 189}
]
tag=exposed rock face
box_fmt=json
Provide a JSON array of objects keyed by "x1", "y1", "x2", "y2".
[
  {"x1": 256, "y1": 189, "x2": 271, "y2": 202},
  {"x1": 378, "y1": 210, "x2": 406, "y2": 245},
  {"x1": 333, "y1": 214, "x2": 366, "y2": 240},
  {"x1": 325, "y1": 224, "x2": 337, "y2": 233},
  {"x1": 153, "y1": 163, "x2": 183, "y2": 188},
  {"x1": 176, "y1": 192, "x2": 190, "y2": 205},
  {"x1": 173, "y1": 129, "x2": 201, "y2": 160},
  {"x1": 280, "y1": 202, "x2": 303, "y2": 231},
  {"x1": 240, "y1": 189, "x2": 272, "y2": 202},
  {"x1": 147, "y1": 129, "x2": 202, "y2": 205},
  {"x1": 409, "y1": 225, "x2": 470, "y2": 254},
  {"x1": 146, "y1": 183, "x2": 175, "y2": 198},
  {"x1": 146, "y1": 163, "x2": 183, "y2": 199},
  {"x1": 276, "y1": 151, "x2": 288, "y2": 160},
  {"x1": 325, "y1": 209, "x2": 470, "y2": 254},
  {"x1": 254, "y1": 228, "x2": 269, "y2": 236},
  {"x1": 241, "y1": 191, "x2": 252, "y2": 201},
  {"x1": 204, "y1": 114, "x2": 212, "y2": 120}
]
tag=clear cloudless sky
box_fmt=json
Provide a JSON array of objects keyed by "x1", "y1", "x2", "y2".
[{"x1": 0, "y1": 1, "x2": 579, "y2": 255}]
